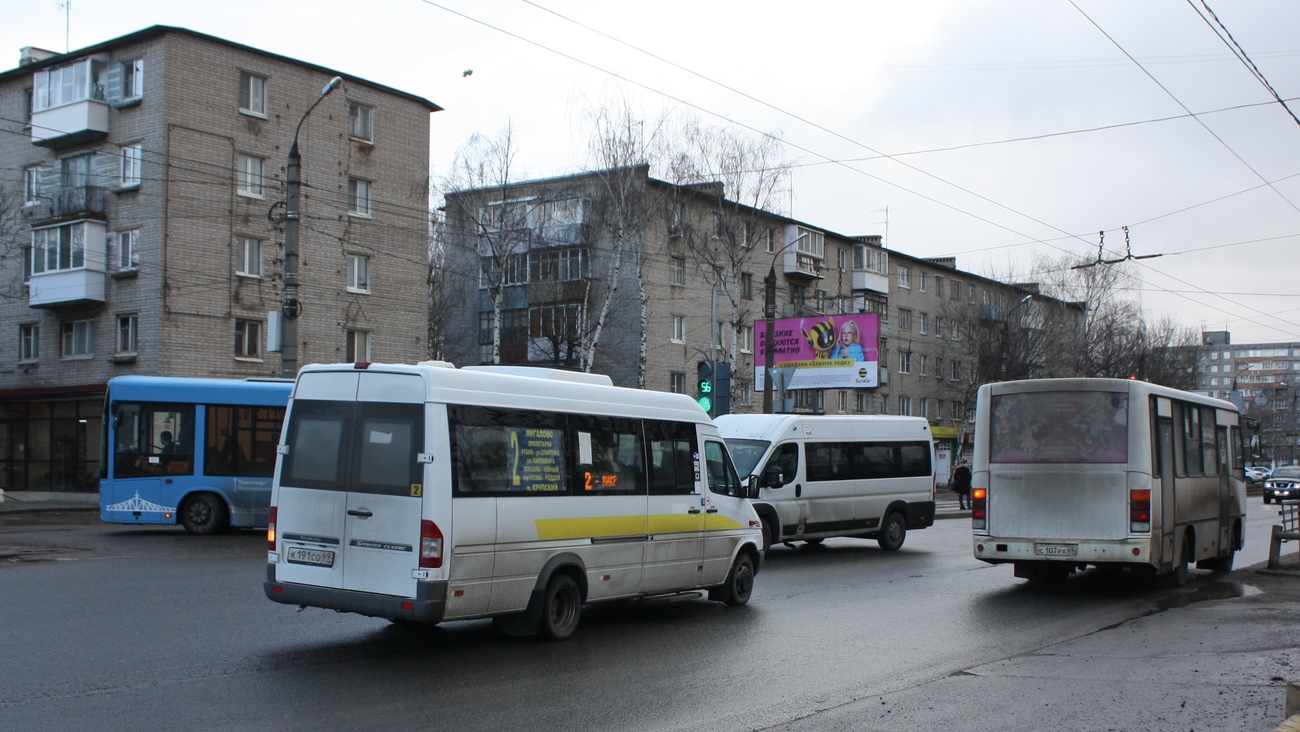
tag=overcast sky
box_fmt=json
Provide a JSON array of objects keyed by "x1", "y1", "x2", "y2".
[{"x1": 7, "y1": 1, "x2": 1300, "y2": 344}]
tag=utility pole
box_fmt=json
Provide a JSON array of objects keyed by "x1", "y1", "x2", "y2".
[
  {"x1": 280, "y1": 76, "x2": 342, "y2": 379},
  {"x1": 762, "y1": 264, "x2": 777, "y2": 414}
]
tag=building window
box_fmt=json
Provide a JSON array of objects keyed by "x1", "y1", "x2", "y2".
[
  {"x1": 765, "y1": 229, "x2": 776, "y2": 253},
  {"x1": 918, "y1": 272, "x2": 928, "y2": 292},
  {"x1": 31, "y1": 223, "x2": 86, "y2": 275},
  {"x1": 120, "y1": 144, "x2": 142, "y2": 188},
  {"x1": 670, "y1": 371, "x2": 686, "y2": 394},
  {"x1": 62, "y1": 154, "x2": 91, "y2": 188},
  {"x1": 935, "y1": 317, "x2": 944, "y2": 337},
  {"x1": 935, "y1": 276, "x2": 944, "y2": 297},
  {"x1": 236, "y1": 237, "x2": 262, "y2": 277},
  {"x1": 856, "y1": 392, "x2": 869, "y2": 413},
  {"x1": 898, "y1": 351, "x2": 912, "y2": 373},
  {"x1": 19, "y1": 324, "x2": 39, "y2": 362},
  {"x1": 23, "y1": 166, "x2": 41, "y2": 205},
  {"x1": 117, "y1": 230, "x2": 138, "y2": 271},
  {"x1": 237, "y1": 155, "x2": 265, "y2": 198},
  {"x1": 794, "y1": 390, "x2": 823, "y2": 412},
  {"x1": 951, "y1": 401, "x2": 964, "y2": 420},
  {"x1": 920, "y1": 355, "x2": 930, "y2": 376},
  {"x1": 951, "y1": 360, "x2": 963, "y2": 381},
  {"x1": 239, "y1": 72, "x2": 268, "y2": 116},
  {"x1": 950, "y1": 280, "x2": 962, "y2": 301},
  {"x1": 898, "y1": 308, "x2": 913, "y2": 331},
  {"x1": 791, "y1": 285, "x2": 808, "y2": 309},
  {"x1": 935, "y1": 357, "x2": 945, "y2": 379},
  {"x1": 347, "y1": 178, "x2": 372, "y2": 217},
  {"x1": 736, "y1": 380, "x2": 753, "y2": 406},
  {"x1": 346, "y1": 329, "x2": 371, "y2": 361},
  {"x1": 346, "y1": 254, "x2": 370, "y2": 293},
  {"x1": 530, "y1": 247, "x2": 585, "y2": 282},
  {"x1": 670, "y1": 256, "x2": 686, "y2": 286},
  {"x1": 898, "y1": 395, "x2": 913, "y2": 416},
  {"x1": 837, "y1": 391, "x2": 848, "y2": 413},
  {"x1": 897, "y1": 266, "x2": 912, "y2": 289},
  {"x1": 969, "y1": 285, "x2": 977, "y2": 305},
  {"x1": 919, "y1": 313, "x2": 929, "y2": 335},
  {"x1": 740, "y1": 324, "x2": 754, "y2": 354},
  {"x1": 741, "y1": 272, "x2": 753, "y2": 300},
  {"x1": 60, "y1": 320, "x2": 94, "y2": 359},
  {"x1": 671, "y1": 315, "x2": 686, "y2": 343},
  {"x1": 120, "y1": 59, "x2": 144, "y2": 101},
  {"x1": 116, "y1": 314, "x2": 137, "y2": 354},
  {"x1": 348, "y1": 102, "x2": 374, "y2": 141},
  {"x1": 235, "y1": 319, "x2": 262, "y2": 359},
  {"x1": 837, "y1": 248, "x2": 848, "y2": 272}
]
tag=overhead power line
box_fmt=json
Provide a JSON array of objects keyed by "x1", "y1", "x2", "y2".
[{"x1": 1187, "y1": 0, "x2": 1300, "y2": 128}]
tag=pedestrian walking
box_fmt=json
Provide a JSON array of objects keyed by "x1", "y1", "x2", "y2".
[{"x1": 952, "y1": 461, "x2": 972, "y2": 510}]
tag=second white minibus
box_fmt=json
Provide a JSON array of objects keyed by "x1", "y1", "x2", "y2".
[
  {"x1": 264, "y1": 362, "x2": 764, "y2": 640},
  {"x1": 717, "y1": 414, "x2": 936, "y2": 552},
  {"x1": 972, "y1": 378, "x2": 1245, "y2": 585}
]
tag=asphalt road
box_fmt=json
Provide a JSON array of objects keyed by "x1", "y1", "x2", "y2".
[{"x1": 0, "y1": 506, "x2": 1286, "y2": 731}]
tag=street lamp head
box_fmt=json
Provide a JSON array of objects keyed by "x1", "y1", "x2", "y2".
[{"x1": 322, "y1": 76, "x2": 343, "y2": 96}]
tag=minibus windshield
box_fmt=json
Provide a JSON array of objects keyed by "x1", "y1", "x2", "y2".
[{"x1": 725, "y1": 439, "x2": 770, "y2": 477}]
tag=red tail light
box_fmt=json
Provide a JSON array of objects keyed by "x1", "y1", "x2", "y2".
[
  {"x1": 1130, "y1": 489, "x2": 1151, "y2": 533},
  {"x1": 420, "y1": 520, "x2": 444, "y2": 569},
  {"x1": 971, "y1": 488, "x2": 987, "y2": 530},
  {"x1": 267, "y1": 506, "x2": 277, "y2": 551}
]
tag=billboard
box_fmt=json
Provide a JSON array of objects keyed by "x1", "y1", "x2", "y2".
[{"x1": 754, "y1": 313, "x2": 880, "y2": 391}]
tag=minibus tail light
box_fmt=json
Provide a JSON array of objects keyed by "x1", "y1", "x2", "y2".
[
  {"x1": 420, "y1": 520, "x2": 444, "y2": 569},
  {"x1": 267, "y1": 506, "x2": 277, "y2": 551},
  {"x1": 971, "y1": 488, "x2": 987, "y2": 530},
  {"x1": 1130, "y1": 489, "x2": 1151, "y2": 533}
]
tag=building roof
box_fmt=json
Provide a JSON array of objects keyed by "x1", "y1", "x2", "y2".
[{"x1": 0, "y1": 25, "x2": 442, "y2": 112}]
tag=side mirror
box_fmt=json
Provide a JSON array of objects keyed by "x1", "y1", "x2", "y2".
[
  {"x1": 746, "y1": 478, "x2": 761, "y2": 500},
  {"x1": 761, "y1": 465, "x2": 784, "y2": 488}
]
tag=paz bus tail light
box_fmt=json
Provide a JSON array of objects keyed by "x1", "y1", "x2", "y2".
[
  {"x1": 971, "y1": 488, "x2": 987, "y2": 530},
  {"x1": 267, "y1": 506, "x2": 277, "y2": 551},
  {"x1": 420, "y1": 520, "x2": 444, "y2": 569},
  {"x1": 1130, "y1": 489, "x2": 1151, "y2": 533}
]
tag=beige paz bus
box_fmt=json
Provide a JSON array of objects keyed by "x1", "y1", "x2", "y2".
[{"x1": 972, "y1": 378, "x2": 1245, "y2": 585}]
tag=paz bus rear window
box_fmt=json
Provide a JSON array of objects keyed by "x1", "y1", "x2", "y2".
[{"x1": 989, "y1": 391, "x2": 1128, "y2": 464}]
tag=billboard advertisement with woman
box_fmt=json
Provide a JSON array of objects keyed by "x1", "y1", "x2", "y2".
[{"x1": 754, "y1": 313, "x2": 880, "y2": 390}]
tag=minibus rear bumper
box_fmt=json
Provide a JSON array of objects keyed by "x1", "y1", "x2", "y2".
[
  {"x1": 264, "y1": 567, "x2": 447, "y2": 624},
  {"x1": 908, "y1": 501, "x2": 936, "y2": 529}
]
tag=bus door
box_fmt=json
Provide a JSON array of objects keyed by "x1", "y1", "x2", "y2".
[
  {"x1": 277, "y1": 372, "x2": 425, "y2": 598},
  {"x1": 643, "y1": 422, "x2": 705, "y2": 593},
  {"x1": 1154, "y1": 398, "x2": 1176, "y2": 571},
  {"x1": 108, "y1": 401, "x2": 195, "y2": 520},
  {"x1": 1215, "y1": 423, "x2": 1231, "y2": 552}
]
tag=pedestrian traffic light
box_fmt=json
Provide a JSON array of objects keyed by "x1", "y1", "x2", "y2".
[{"x1": 697, "y1": 360, "x2": 714, "y2": 414}]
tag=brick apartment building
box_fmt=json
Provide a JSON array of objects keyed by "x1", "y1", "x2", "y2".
[
  {"x1": 0, "y1": 26, "x2": 440, "y2": 491},
  {"x1": 439, "y1": 166, "x2": 1083, "y2": 474}
]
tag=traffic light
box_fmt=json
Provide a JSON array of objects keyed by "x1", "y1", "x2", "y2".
[
  {"x1": 697, "y1": 360, "x2": 715, "y2": 414},
  {"x1": 714, "y1": 362, "x2": 731, "y2": 416}
]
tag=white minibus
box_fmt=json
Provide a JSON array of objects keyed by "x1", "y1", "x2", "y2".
[
  {"x1": 972, "y1": 378, "x2": 1246, "y2": 585},
  {"x1": 716, "y1": 415, "x2": 936, "y2": 552},
  {"x1": 264, "y1": 362, "x2": 764, "y2": 640}
]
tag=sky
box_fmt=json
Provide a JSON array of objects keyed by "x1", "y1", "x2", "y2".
[{"x1": 6, "y1": 0, "x2": 1300, "y2": 344}]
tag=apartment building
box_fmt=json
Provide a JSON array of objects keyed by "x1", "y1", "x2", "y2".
[
  {"x1": 1196, "y1": 330, "x2": 1300, "y2": 463},
  {"x1": 0, "y1": 26, "x2": 440, "y2": 491},
  {"x1": 439, "y1": 166, "x2": 1083, "y2": 468}
]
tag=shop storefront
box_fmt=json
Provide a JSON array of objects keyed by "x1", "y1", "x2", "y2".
[{"x1": 0, "y1": 385, "x2": 106, "y2": 493}]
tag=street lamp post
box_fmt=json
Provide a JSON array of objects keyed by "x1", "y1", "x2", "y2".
[
  {"x1": 762, "y1": 233, "x2": 810, "y2": 414},
  {"x1": 280, "y1": 76, "x2": 343, "y2": 379},
  {"x1": 998, "y1": 294, "x2": 1033, "y2": 381}
]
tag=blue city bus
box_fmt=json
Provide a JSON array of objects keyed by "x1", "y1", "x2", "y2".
[{"x1": 99, "y1": 376, "x2": 292, "y2": 533}]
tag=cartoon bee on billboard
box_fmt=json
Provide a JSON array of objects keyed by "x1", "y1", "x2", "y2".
[{"x1": 803, "y1": 317, "x2": 837, "y2": 360}]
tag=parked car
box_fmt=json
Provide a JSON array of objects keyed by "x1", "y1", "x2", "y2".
[
  {"x1": 1246, "y1": 466, "x2": 1272, "y2": 485},
  {"x1": 1263, "y1": 467, "x2": 1300, "y2": 503}
]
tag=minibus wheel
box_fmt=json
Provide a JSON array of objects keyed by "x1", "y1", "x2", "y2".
[
  {"x1": 180, "y1": 493, "x2": 228, "y2": 535},
  {"x1": 539, "y1": 574, "x2": 581, "y2": 641},
  {"x1": 1165, "y1": 538, "x2": 1191, "y2": 587},
  {"x1": 877, "y1": 512, "x2": 907, "y2": 551},
  {"x1": 760, "y1": 518, "x2": 776, "y2": 553},
  {"x1": 709, "y1": 552, "x2": 755, "y2": 606}
]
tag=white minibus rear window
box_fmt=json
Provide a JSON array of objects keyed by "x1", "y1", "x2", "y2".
[{"x1": 989, "y1": 391, "x2": 1128, "y2": 464}]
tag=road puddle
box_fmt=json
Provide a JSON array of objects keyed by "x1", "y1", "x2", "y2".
[{"x1": 1156, "y1": 581, "x2": 1261, "y2": 611}]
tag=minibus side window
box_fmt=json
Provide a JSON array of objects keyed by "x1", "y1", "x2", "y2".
[
  {"x1": 571, "y1": 415, "x2": 645, "y2": 495},
  {"x1": 704, "y1": 440, "x2": 742, "y2": 497},
  {"x1": 450, "y1": 406, "x2": 568, "y2": 495},
  {"x1": 1201, "y1": 408, "x2": 1217, "y2": 477},
  {"x1": 807, "y1": 443, "x2": 850, "y2": 481},
  {"x1": 1231, "y1": 425, "x2": 1244, "y2": 473},
  {"x1": 112, "y1": 402, "x2": 195, "y2": 479},
  {"x1": 898, "y1": 443, "x2": 932, "y2": 477},
  {"x1": 1181, "y1": 404, "x2": 1201, "y2": 477},
  {"x1": 646, "y1": 420, "x2": 697, "y2": 496},
  {"x1": 761, "y1": 443, "x2": 798, "y2": 486}
]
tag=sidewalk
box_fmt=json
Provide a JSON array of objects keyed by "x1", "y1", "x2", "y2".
[{"x1": 0, "y1": 490, "x2": 99, "y2": 514}]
